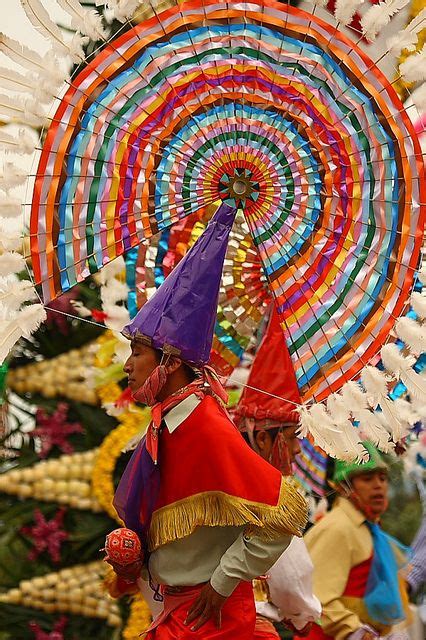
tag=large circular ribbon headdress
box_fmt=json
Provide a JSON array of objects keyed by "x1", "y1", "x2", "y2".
[{"x1": 29, "y1": 0, "x2": 424, "y2": 403}]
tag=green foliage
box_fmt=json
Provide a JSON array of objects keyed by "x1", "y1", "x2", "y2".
[
  {"x1": 381, "y1": 459, "x2": 422, "y2": 546},
  {"x1": 0, "y1": 604, "x2": 123, "y2": 640},
  {"x1": 0, "y1": 495, "x2": 116, "y2": 590},
  {"x1": 0, "y1": 278, "x2": 124, "y2": 637}
]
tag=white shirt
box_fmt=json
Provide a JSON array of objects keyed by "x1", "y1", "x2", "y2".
[{"x1": 255, "y1": 536, "x2": 322, "y2": 630}]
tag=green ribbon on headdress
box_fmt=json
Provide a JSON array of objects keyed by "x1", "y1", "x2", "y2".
[{"x1": 333, "y1": 442, "x2": 388, "y2": 485}]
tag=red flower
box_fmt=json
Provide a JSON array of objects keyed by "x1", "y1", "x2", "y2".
[
  {"x1": 31, "y1": 403, "x2": 83, "y2": 459},
  {"x1": 28, "y1": 617, "x2": 67, "y2": 640},
  {"x1": 21, "y1": 509, "x2": 68, "y2": 564}
]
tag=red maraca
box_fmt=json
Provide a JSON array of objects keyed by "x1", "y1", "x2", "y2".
[{"x1": 104, "y1": 528, "x2": 143, "y2": 566}]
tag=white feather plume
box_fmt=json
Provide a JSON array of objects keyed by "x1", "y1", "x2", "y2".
[
  {"x1": 67, "y1": 32, "x2": 90, "y2": 63},
  {"x1": 102, "y1": 302, "x2": 129, "y2": 331},
  {"x1": 20, "y1": 0, "x2": 89, "y2": 63},
  {"x1": 0, "y1": 219, "x2": 22, "y2": 252},
  {"x1": 341, "y1": 381, "x2": 392, "y2": 451},
  {"x1": 0, "y1": 93, "x2": 46, "y2": 127},
  {"x1": 98, "y1": 256, "x2": 126, "y2": 283},
  {"x1": 0, "y1": 129, "x2": 35, "y2": 155},
  {"x1": 56, "y1": 1, "x2": 108, "y2": 41},
  {"x1": 388, "y1": 8, "x2": 426, "y2": 56},
  {"x1": 377, "y1": 398, "x2": 418, "y2": 442},
  {"x1": 309, "y1": 403, "x2": 340, "y2": 433},
  {"x1": 101, "y1": 280, "x2": 129, "y2": 305},
  {"x1": 361, "y1": 365, "x2": 389, "y2": 402},
  {"x1": 0, "y1": 303, "x2": 46, "y2": 364},
  {"x1": 395, "y1": 316, "x2": 426, "y2": 355},
  {"x1": 0, "y1": 163, "x2": 27, "y2": 192},
  {"x1": 394, "y1": 398, "x2": 422, "y2": 427},
  {"x1": 360, "y1": 365, "x2": 405, "y2": 440},
  {"x1": 20, "y1": 0, "x2": 70, "y2": 53},
  {"x1": 0, "y1": 66, "x2": 56, "y2": 103},
  {"x1": 381, "y1": 343, "x2": 426, "y2": 401},
  {"x1": 0, "y1": 66, "x2": 57, "y2": 104},
  {"x1": 298, "y1": 404, "x2": 336, "y2": 456},
  {"x1": 70, "y1": 300, "x2": 92, "y2": 318},
  {"x1": 410, "y1": 82, "x2": 426, "y2": 112},
  {"x1": 361, "y1": 0, "x2": 410, "y2": 42},
  {"x1": 334, "y1": 0, "x2": 365, "y2": 25},
  {"x1": 0, "y1": 32, "x2": 45, "y2": 73},
  {"x1": 400, "y1": 44, "x2": 426, "y2": 83},
  {"x1": 305, "y1": 0, "x2": 328, "y2": 7},
  {"x1": 411, "y1": 292, "x2": 426, "y2": 320},
  {"x1": 326, "y1": 393, "x2": 372, "y2": 459},
  {"x1": 0, "y1": 196, "x2": 22, "y2": 219},
  {"x1": 0, "y1": 66, "x2": 34, "y2": 93},
  {"x1": 304, "y1": 403, "x2": 365, "y2": 461},
  {"x1": 0, "y1": 252, "x2": 26, "y2": 276},
  {"x1": 0, "y1": 276, "x2": 35, "y2": 310},
  {"x1": 327, "y1": 392, "x2": 351, "y2": 423},
  {"x1": 107, "y1": 1, "x2": 142, "y2": 22}
]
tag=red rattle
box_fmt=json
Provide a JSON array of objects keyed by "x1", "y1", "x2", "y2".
[{"x1": 104, "y1": 527, "x2": 143, "y2": 566}]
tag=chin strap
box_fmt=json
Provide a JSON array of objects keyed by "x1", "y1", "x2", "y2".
[
  {"x1": 269, "y1": 430, "x2": 293, "y2": 476},
  {"x1": 132, "y1": 363, "x2": 228, "y2": 465},
  {"x1": 132, "y1": 364, "x2": 168, "y2": 407}
]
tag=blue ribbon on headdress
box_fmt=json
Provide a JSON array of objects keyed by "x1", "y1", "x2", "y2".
[{"x1": 364, "y1": 522, "x2": 408, "y2": 625}]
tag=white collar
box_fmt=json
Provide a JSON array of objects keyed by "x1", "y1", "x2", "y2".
[{"x1": 163, "y1": 394, "x2": 202, "y2": 433}]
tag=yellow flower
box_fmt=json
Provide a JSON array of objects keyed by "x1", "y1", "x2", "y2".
[
  {"x1": 91, "y1": 410, "x2": 150, "y2": 521},
  {"x1": 122, "y1": 594, "x2": 152, "y2": 639}
]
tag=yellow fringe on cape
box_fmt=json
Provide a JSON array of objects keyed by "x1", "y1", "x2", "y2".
[{"x1": 148, "y1": 477, "x2": 308, "y2": 551}]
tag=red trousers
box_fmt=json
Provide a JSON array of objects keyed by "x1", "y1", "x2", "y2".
[
  {"x1": 253, "y1": 616, "x2": 280, "y2": 639},
  {"x1": 145, "y1": 581, "x2": 255, "y2": 639}
]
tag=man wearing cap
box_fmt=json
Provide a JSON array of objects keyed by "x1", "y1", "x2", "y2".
[
  {"x1": 109, "y1": 204, "x2": 308, "y2": 639},
  {"x1": 300, "y1": 444, "x2": 410, "y2": 640},
  {"x1": 233, "y1": 307, "x2": 321, "y2": 639}
]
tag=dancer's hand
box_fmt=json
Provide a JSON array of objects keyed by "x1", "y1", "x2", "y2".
[
  {"x1": 185, "y1": 582, "x2": 227, "y2": 631},
  {"x1": 105, "y1": 558, "x2": 142, "y2": 582}
]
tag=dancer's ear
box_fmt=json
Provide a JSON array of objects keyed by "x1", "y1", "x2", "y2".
[
  {"x1": 164, "y1": 355, "x2": 183, "y2": 375},
  {"x1": 332, "y1": 481, "x2": 352, "y2": 498}
]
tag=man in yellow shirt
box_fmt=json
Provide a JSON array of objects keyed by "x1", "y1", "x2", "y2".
[{"x1": 301, "y1": 444, "x2": 410, "y2": 640}]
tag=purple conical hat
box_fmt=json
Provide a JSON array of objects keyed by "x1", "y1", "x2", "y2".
[{"x1": 123, "y1": 203, "x2": 236, "y2": 366}]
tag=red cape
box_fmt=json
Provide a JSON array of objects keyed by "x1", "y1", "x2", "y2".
[{"x1": 147, "y1": 395, "x2": 307, "y2": 551}]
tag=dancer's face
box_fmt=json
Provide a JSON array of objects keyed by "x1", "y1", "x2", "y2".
[
  {"x1": 350, "y1": 470, "x2": 389, "y2": 517},
  {"x1": 254, "y1": 425, "x2": 301, "y2": 462},
  {"x1": 281, "y1": 425, "x2": 302, "y2": 461},
  {"x1": 124, "y1": 342, "x2": 160, "y2": 392}
]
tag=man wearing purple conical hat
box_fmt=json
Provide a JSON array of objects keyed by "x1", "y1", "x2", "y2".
[{"x1": 106, "y1": 203, "x2": 308, "y2": 639}]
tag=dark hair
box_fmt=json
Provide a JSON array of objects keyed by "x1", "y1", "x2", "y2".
[
  {"x1": 241, "y1": 428, "x2": 280, "y2": 445},
  {"x1": 183, "y1": 362, "x2": 196, "y2": 382}
]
